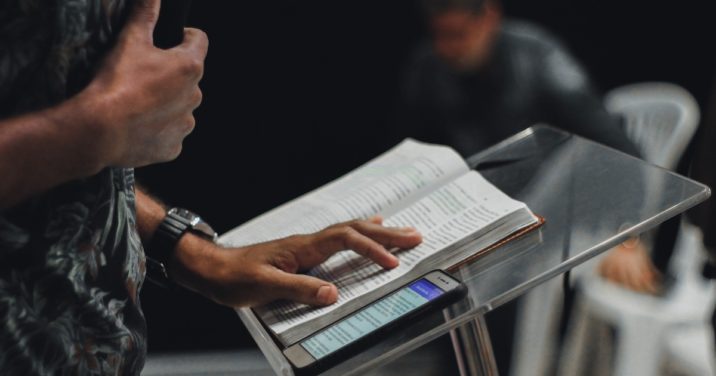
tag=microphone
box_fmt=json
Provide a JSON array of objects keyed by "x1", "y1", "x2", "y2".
[{"x1": 153, "y1": 0, "x2": 192, "y2": 49}]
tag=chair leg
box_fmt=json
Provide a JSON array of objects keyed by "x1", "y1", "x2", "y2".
[{"x1": 614, "y1": 316, "x2": 664, "y2": 376}]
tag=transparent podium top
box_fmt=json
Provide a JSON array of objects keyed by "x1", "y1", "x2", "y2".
[{"x1": 236, "y1": 125, "x2": 711, "y2": 376}]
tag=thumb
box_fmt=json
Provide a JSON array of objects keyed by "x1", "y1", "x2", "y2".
[
  {"x1": 271, "y1": 270, "x2": 338, "y2": 306},
  {"x1": 123, "y1": 0, "x2": 161, "y2": 40}
]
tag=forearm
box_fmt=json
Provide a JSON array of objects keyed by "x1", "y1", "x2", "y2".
[
  {"x1": 0, "y1": 92, "x2": 110, "y2": 209},
  {"x1": 135, "y1": 188, "x2": 166, "y2": 244}
]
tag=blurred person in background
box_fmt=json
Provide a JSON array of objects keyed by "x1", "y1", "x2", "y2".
[
  {"x1": 396, "y1": 0, "x2": 665, "y2": 293},
  {"x1": 393, "y1": 0, "x2": 639, "y2": 158},
  {"x1": 392, "y1": 0, "x2": 648, "y2": 372},
  {"x1": 394, "y1": 0, "x2": 655, "y2": 290}
]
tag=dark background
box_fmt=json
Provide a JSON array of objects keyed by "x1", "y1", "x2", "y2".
[{"x1": 137, "y1": 0, "x2": 716, "y2": 355}]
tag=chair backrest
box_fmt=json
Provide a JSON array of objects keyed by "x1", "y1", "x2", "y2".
[{"x1": 604, "y1": 82, "x2": 700, "y2": 170}]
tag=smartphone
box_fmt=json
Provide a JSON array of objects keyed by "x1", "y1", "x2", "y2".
[{"x1": 283, "y1": 270, "x2": 467, "y2": 375}]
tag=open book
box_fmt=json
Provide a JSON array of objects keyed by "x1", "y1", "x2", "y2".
[{"x1": 220, "y1": 139, "x2": 541, "y2": 346}]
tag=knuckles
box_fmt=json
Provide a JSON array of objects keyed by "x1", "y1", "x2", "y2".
[
  {"x1": 170, "y1": 145, "x2": 183, "y2": 160},
  {"x1": 184, "y1": 28, "x2": 210, "y2": 53},
  {"x1": 162, "y1": 142, "x2": 183, "y2": 162},
  {"x1": 326, "y1": 226, "x2": 360, "y2": 249},
  {"x1": 177, "y1": 55, "x2": 205, "y2": 80},
  {"x1": 192, "y1": 29, "x2": 210, "y2": 49},
  {"x1": 181, "y1": 115, "x2": 196, "y2": 136},
  {"x1": 330, "y1": 226, "x2": 355, "y2": 240},
  {"x1": 191, "y1": 88, "x2": 203, "y2": 109}
]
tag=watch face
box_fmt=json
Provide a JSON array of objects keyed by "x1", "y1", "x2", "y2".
[
  {"x1": 170, "y1": 208, "x2": 200, "y2": 224},
  {"x1": 194, "y1": 222, "x2": 219, "y2": 242}
]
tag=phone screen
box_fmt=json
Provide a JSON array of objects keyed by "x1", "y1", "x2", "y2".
[{"x1": 300, "y1": 279, "x2": 445, "y2": 360}]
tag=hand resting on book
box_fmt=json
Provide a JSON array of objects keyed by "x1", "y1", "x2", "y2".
[
  {"x1": 170, "y1": 216, "x2": 422, "y2": 307},
  {"x1": 219, "y1": 139, "x2": 540, "y2": 343}
]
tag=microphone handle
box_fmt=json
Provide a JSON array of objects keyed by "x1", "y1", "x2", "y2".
[{"x1": 154, "y1": 0, "x2": 192, "y2": 49}]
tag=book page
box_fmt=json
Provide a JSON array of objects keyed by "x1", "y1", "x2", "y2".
[
  {"x1": 220, "y1": 139, "x2": 468, "y2": 248},
  {"x1": 256, "y1": 171, "x2": 528, "y2": 337}
]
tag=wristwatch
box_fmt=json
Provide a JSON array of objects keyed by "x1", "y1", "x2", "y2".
[{"x1": 147, "y1": 207, "x2": 218, "y2": 288}]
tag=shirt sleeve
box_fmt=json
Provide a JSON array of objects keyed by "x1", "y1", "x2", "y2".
[{"x1": 537, "y1": 43, "x2": 641, "y2": 158}]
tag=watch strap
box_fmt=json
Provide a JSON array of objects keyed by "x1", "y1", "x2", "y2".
[
  {"x1": 147, "y1": 208, "x2": 217, "y2": 289},
  {"x1": 151, "y1": 210, "x2": 193, "y2": 268},
  {"x1": 146, "y1": 209, "x2": 196, "y2": 290}
]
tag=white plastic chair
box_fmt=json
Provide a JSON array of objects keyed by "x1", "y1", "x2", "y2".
[
  {"x1": 604, "y1": 82, "x2": 700, "y2": 170},
  {"x1": 561, "y1": 222, "x2": 716, "y2": 376},
  {"x1": 559, "y1": 83, "x2": 715, "y2": 376}
]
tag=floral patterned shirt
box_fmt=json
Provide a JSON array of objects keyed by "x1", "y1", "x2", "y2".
[{"x1": 0, "y1": 0, "x2": 147, "y2": 374}]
